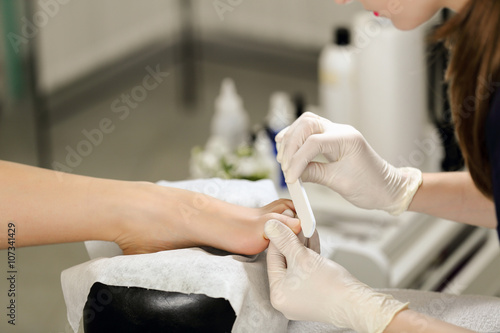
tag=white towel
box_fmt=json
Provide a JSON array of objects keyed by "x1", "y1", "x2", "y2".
[{"x1": 156, "y1": 178, "x2": 280, "y2": 208}]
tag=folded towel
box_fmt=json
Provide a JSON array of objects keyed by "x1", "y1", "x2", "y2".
[{"x1": 156, "y1": 178, "x2": 280, "y2": 208}]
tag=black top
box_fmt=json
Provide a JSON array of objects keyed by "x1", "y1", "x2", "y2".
[{"x1": 485, "y1": 87, "x2": 500, "y2": 240}]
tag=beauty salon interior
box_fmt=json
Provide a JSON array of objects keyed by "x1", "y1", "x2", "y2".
[{"x1": 1, "y1": 0, "x2": 500, "y2": 332}]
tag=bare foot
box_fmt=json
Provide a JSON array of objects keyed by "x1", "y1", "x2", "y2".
[{"x1": 115, "y1": 183, "x2": 301, "y2": 255}]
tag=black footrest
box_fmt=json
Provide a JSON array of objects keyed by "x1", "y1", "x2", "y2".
[{"x1": 83, "y1": 282, "x2": 236, "y2": 333}]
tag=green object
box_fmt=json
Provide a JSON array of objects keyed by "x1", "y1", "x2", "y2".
[{"x1": 1, "y1": 0, "x2": 25, "y2": 100}]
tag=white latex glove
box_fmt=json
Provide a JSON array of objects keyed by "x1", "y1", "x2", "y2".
[
  {"x1": 276, "y1": 112, "x2": 422, "y2": 215},
  {"x1": 265, "y1": 219, "x2": 408, "y2": 333}
]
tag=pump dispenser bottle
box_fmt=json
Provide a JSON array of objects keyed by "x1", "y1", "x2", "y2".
[
  {"x1": 319, "y1": 27, "x2": 355, "y2": 125},
  {"x1": 210, "y1": 78, "x2": 249, "y2": 150}
]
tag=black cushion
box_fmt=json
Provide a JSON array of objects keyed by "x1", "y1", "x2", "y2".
[{"x1": 83, "y1": 282, "x2": 236, "y2": 333}]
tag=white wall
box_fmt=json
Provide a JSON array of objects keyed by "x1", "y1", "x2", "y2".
[
  {"x1": 36, "y1": 0, "x2": 364, "y2": 93},
  {"x1": 194, "y1": 0, "x2": 364, "y2": 49},
  {"x1": 37, "y1": 0, "x2": 182, "y2": 93}
]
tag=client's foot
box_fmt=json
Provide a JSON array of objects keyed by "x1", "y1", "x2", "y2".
[{"x1": 114, "y1": 182, "x2": 301, "y2": 255}]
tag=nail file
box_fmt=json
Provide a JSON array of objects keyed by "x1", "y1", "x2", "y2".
[{"x1": 287, "y1": 179, "x2": 316, "y2": 238}]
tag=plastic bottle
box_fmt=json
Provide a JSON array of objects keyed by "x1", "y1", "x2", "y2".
[
  {"x1": 353, "y1": 12, "x2": 427, "y2": 167},
  {"x1": 210, "y1": 78, "x2": 249, "y2": 150},
  {"x1": 319, "y1": 27, "x2": 356, "y2": 125},
  {"x1": 265, "y1": 92, "x2": 296, "y2": 188},
  {"x1": 266, "y1": 92, "x2": 295, "y2": 134}
]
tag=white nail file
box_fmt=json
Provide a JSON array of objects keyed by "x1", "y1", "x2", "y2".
[{"x1": 287, "y1": 179, "x2": 316, "y2": 238}]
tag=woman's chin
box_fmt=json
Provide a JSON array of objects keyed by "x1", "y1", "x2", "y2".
[{"x1": 391, "y1": 17, "x2": 426, "y2": 31}]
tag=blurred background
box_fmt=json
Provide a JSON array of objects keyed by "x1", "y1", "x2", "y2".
[{"x1": 0, "y1": 1, "x2": 499, "y2": 332}]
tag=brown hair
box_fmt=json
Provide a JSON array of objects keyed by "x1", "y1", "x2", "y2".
[{"x1": 434, "y1": 0, "x2": 500, "y2": 199}]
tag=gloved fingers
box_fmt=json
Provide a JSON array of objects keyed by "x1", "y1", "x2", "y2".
[
  {"x1": 300, "y1": 162, "x2": 331, "y2": 187},
  {"x1": 285, "y1": 122, "x2": 359, "y2": 183},
  {"x1": 275, "y1": 126, "x2": 289, "y2": 144},
  {"x1": 278, "y1": 113, "x2": 325, "y2": 175},
  {"x1": 279, "y1": 114, "x2": 324, "y2": 169},
  {"x1": 266, "y1": 237, "x2": 288, "y2": 285},
  {"x1": 266, "y1": 240, "x2": 293, "y2": 315},
  {"x1": 283, "y1": 121, "x2": 364, "y2": 180},
  {"x1": 275, "y1": 127, "x2": 288, "y2": 164},
  {"x1": 265, "y1": 219, "x2": 307, "y2": 266},
  {"x1": 284, "y1": 132, "x2": 336, "y2": 183}
]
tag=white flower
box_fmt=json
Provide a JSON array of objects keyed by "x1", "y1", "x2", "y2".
[{"x1": 190, "y1": 139, "x2": 273, "y2": 180}]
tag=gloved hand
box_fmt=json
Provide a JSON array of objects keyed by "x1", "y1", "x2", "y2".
[
  {"x1": 265, "y1": 219, "x2": 408, "y2": 333},
  {"x1": 276, "y1": 112, "x2": 422, "y2": 215}
]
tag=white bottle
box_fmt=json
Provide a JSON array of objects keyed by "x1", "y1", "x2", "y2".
[
  {"x1": 319, "y1": 27, "x2": 356, "y2": 125},
  {"x1": 353, "y1": 12, "x2": 427, "y2": 167},
  {"x1": 265, "y1": 92, "x2": 295, "y2": 188},
  {"x1": 210, "y1": 78, "x2": 249, "y2": 150},
  {"x1": 266, "y1": 92, "x2": 295, "y2": 134}
]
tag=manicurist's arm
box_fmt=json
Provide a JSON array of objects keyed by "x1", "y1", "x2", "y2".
[
  {"x1": 409, "y1": 172, "x2": 496, "y2": 229},
  {"x1": 0, "y1": 160, "x2": 300, "y2": 255},
  {"x1": 384, "y1": 309, "x2": 474, "y2": 333}
]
